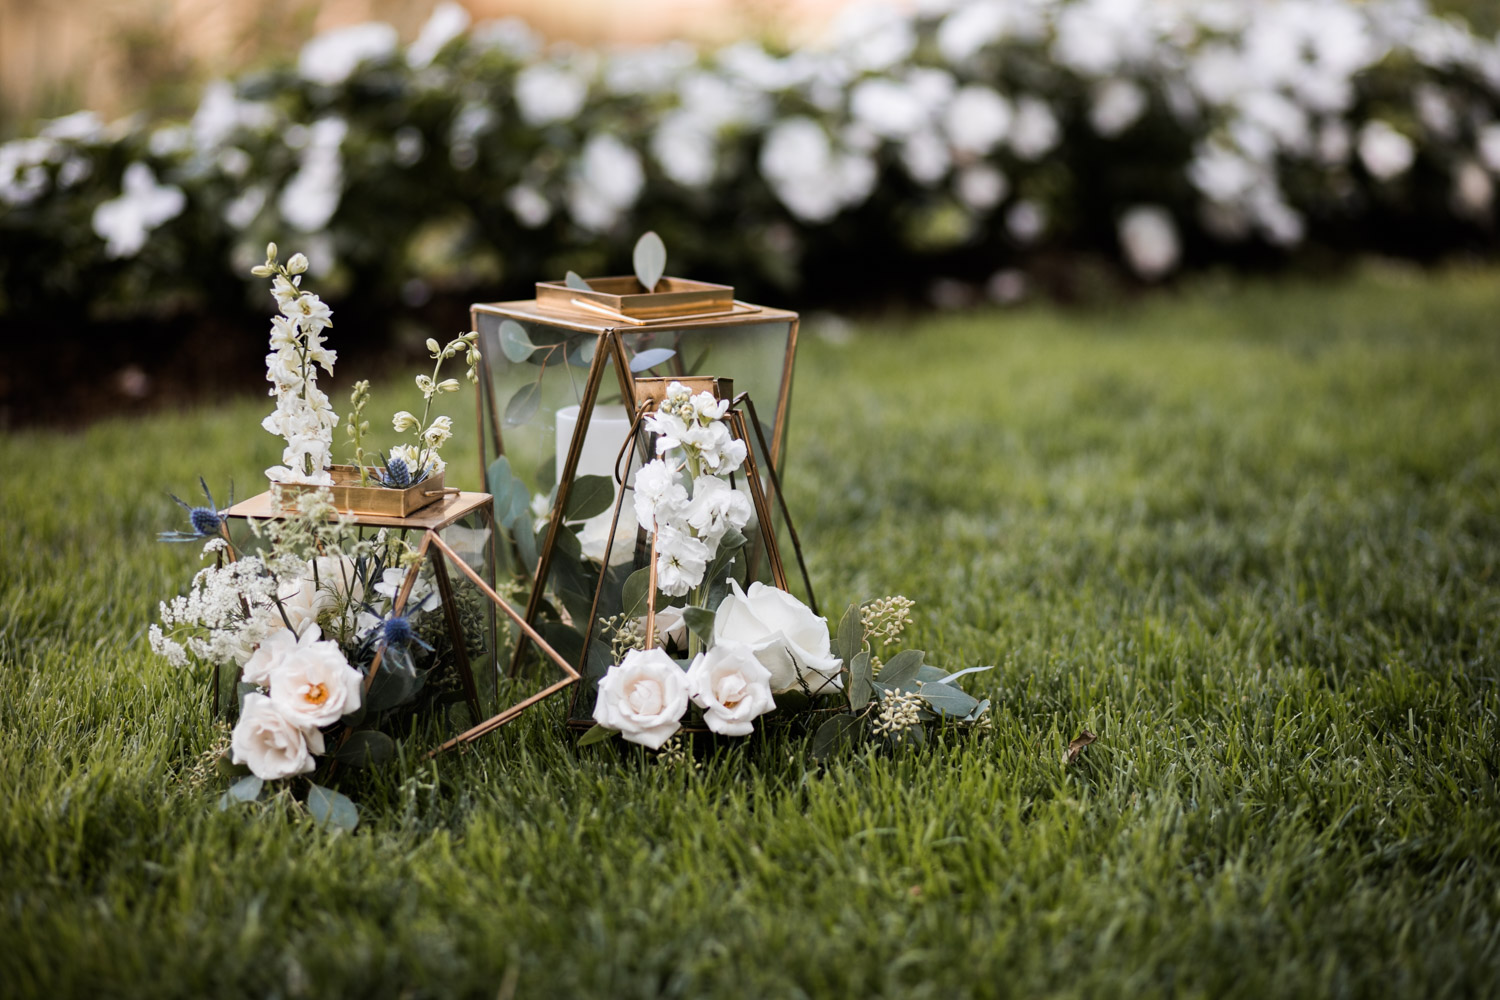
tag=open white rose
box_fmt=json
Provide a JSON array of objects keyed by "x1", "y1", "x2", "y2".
[
  {"x1": 241, "y1": 623, "x2": 321, "y2": 688},
  {"x1": 267, "y1": 636, "x2": 364, "y2": 727},
  {"x1": 593, "y1": 647, "x2": 690, "y2": 749},
  {"x1": 640, "y1": 604, "x2": 688, "y2": 649},
  {"x1": 712, "y1": 580, "x2": 842, "y2": 696},
  {"x1": 231, "y1": 693, "x2": 324, "y2": 780},
  {"x1": 687, "y1": 640, "x2": 776, "y2": 736}
]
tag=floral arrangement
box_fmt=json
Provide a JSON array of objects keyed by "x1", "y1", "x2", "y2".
[
  {"x1": 6, "y1": 0, "x2": 1500, "y2": 329},
  {"x1": 249, "y1": 242, "x2": 479, "y2": 489},
  {"x1": 151, "y1": 485, "x2": 477, "y2": 829}
]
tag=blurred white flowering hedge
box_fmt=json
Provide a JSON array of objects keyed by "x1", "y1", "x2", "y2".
[{"x1": 4, "y1": 0, "x2": 1500, "y2": 321}]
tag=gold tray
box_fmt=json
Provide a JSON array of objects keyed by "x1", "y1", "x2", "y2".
[
  {"x1": 535, "y1": 275, "x2": 735, "y2": 322},
  {"x1": 274, "y1": 465, "x2": 455, "y2": 517}
]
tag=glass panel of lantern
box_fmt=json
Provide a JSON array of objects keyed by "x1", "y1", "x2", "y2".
[{"x1": 469, "y1": 294, "x2": 810, "y2": 695}]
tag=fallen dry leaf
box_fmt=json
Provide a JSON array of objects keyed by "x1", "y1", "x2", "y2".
[{"x1": 1064, "y1": 729, "x2": 1098, "y2": 765}]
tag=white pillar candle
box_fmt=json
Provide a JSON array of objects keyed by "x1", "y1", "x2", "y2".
[{"x1": 555, "y1": 404, "x2": 637, "y2": 565}]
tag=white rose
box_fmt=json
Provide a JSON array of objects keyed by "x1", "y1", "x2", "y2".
[
  {"x1": 639, "y1": 604, "x2": 688, "y2": 649},
  {"x1": 241, "y1": 624, "x2": 319, "y2": 688},
  {"x1": 267, "y1": 636, "x2": 364, "y2": 727},
  {"x1": 593, "y1": 648, "x2": 690, "y2": 749},
  {"x1": 712, "y1": 580, "x2": 842, "y2": 696},
  {"x1": 687, "y1": 640, "x2": 776, "y2": 737},
  {"x1": 231, "y1": 693, "x2": 325, "y2": 780}
]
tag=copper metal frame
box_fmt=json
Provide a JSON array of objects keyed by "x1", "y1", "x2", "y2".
[
  {"x1": 371, "y1": 530, "x2": 582, "y2": 754},
  {"x1": 470, "y1": 299, "x2": 803, "y2": 677}
]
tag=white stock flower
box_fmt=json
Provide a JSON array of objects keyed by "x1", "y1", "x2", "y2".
[
  {"x1": 231, "y1": 693, "x2": 324, "y2": 780},
  {"x1": 91, "y1": 163, "x2": 186, "y2": 258},
  {"x1": 634, "y1": 459, "x2": 688, "y2": 532},
  {"x1": 1118, "y1": 205, "x2": 1180, "y2": 280},
  {"x1": 712, "y1": 580, "x2": 842, "y2": 697},
  {"x1": 298, "y1": 23, "x2": 398, "y2": 86},
  {"x1": 684, "y1": 475, "x2": 753, "y2": 545},
  {"x1": 687, "y1": 640, "x2": 776, "y2": 737},
  {"x1": 1358, "y1": 121, "x2": 1415, "y2": 181},
  {"x1": 267, "y1": 634, "x2": 363, "y2": 727},
  {"x1": 593, "y1": 647, "x2": 690, "y2": 748},
  {"x1": 654, "y1": 523, "x2": 710, "y2": 597}
]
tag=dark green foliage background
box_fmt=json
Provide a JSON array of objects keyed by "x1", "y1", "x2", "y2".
[{"x1": 3, "y1": 264, "x2": 1499, "y2": 997}]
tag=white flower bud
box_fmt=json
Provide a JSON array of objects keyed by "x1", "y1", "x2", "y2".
[
  {"x1": 287, "y1": 253, "x2": 308, "y2": 275},
  {"x1": 438, "y1": 378, "x2": 460, "y2": 393},
  {"x1": 250, "y1": 264, "x2": 275, "y2": 277},
  {"x1": 392, "y1": 410, "x2": 418, "y2": 433},
  {"x1": 266, "y1": 242, "x2": 278, "y2": 262},
  {"x1": 425, "y1": 337, "x2": 441, "y2": 355}
]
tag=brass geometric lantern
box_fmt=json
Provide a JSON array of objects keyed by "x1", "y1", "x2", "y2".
[{"x1": 469, "y1": 282, "x2": 808, "y2": 692}]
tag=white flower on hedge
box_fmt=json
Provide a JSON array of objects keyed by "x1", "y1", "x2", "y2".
[
  {"x1": 712, "y1": 580, "x2": 842, "y2": 697},
  {"x1": 1479, "y1": 124, "x2": 1500, "y2": 175},
  {"x1": 684, "y1": 475, "x2": 753, "y2": 545},
  {"x1": 833, "y1": 2, "x2": 917, "y2": 72},
  {"x1": 936, "y1": 0, "x2": 1009, "y2": 65},
  {"x1": 1358, "y1": 121, "x2": 1415, "y2": 181},
  {"x1": 654, "y1": 523, "x2": 711, "y2": 598},
  {"x1": 515, "y1": 63, "x2": 589, "y2": 126},
  {"x1": 1118, "y1": 205, "x2": 1180, "y2": 280},
  {"x1": 408, "y1": 2, "x2": 470, "y2": 69},
  {"x1": 652, "y1": 113, "x2": 717, "y2": 189},
  {"x1": 267, "y1": 633, "x2": 363, "y2": 727},
  {"x1": 298, "y1": 23, "x2": 398, "y2": 87},
  {"x1": 569, "y1": 133, "x2": 644, "y2": 232},
  {"x1": 505, "y1": 184, "x2": 552, "y2": 228},
  {"x1": 851, "y1": 77, "x2": 924, "y2": 140},
  {"x1": 231, "y1": 693, "x2": 324, "y2": 780},
  {"x1": 593, "y1": 647, "x2": 690, "y2": 749},
  {"x1": 687, "y1": 640, "x2": 776, "y2": 737},
  {"x1": 1009, "y1": 97, "x2": 1060, "y2": 161},
  {"x1": 1005, "y1": 200, "x2": 1047, "y2": 244},
  {"x1": 760, "y1": 117, "x2": 875, "y2": 223},
  {"x1": 1089, "y1": 79, "x2": 1147, "y2": 138},
  {"x1": 91, "y1": 163, "x2": 186, "y2": 258},
  {"x1": 902, "y1": 130, "x2": 950, "y2": 185},
  {"x1": 944, "y1": 85, "x2": 1011, "y2": 155},
  {"x1": 956, "y1": 164, "x2": 1008, "y2": 210},
  {"x1": 279, "y1": 117, "x2": 346, "y2": 232},
  {"x1": 1451, "y1": 159, "x2": 1494, "y2": 219}
]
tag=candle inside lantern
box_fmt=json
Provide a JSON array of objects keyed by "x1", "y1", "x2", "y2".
[{"x1": 555, "y1": 404, "x2": 637, "y2": 565}]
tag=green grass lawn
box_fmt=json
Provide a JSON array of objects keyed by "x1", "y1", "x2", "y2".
[{"x1": 3, "y1": 263, "x2": 1500, "y2": 998}]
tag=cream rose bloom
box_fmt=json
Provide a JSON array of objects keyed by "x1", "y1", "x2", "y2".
[
  {"x1": 593, "y1": 648, "x2": 690, "y2": 749},
  {"x1": 241, "y1": 624, "x2": 317, "y2": 688},
  {"x1": 712, "y1": 580, "x2": 842, "y2": 696},
  {"x1": 267, "y1": 636, "x2": 364, "y2": 727},
  {"x1": 231, "y1": 693, "x2": 324, "y2": 780},
  {"x1": 686, "y1": 640, "x2": 776, "y2": 737}
]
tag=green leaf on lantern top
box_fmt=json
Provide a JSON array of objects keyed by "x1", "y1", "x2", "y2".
[
  {"x1": 682, "y1": 606, "x2": 715, "y2": 645},
  {"x1": 565, "y1": 474, "x2": 616, "y2": 521},
  {"x1": 577, "y1": 723, "x2": 616, "y2": 747},
  {"x1": 565, "y1": 270, "x2": 593, "y2": 291},
  {"x1": 498, "y1": 320, "x2": 535, "y2": 363},
  {"x1": 633, "y1": 231, "x2": 667, "y2": 292},
  {"x1": 629, "y1": 347, "x2": 676, "y2": 373},
  {"x1": 307, "y1": 783, "x2": 359, "y2": 833},
  {"x1": 504, "y1": 381, "x2": 540, "y2": 426}
]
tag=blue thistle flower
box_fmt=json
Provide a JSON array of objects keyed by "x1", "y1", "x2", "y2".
[
  {"x1": 377, "y1": 454, "x2": 412, "y2": 488},
  {"x1": 383, "y1": 615, "x2": 414, "y2": 647},
  {"x1": 161, "y1": 477, "x2": 234, "y2": 543},
  {"x1": 189, "y1": 506, "x2": 222, "y2": 536}
]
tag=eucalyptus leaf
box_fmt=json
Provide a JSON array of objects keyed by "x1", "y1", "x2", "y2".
[
  {"x1": 935, "y1": 664, "x2": 995, "y2": 686},
  {"x1": 509, "y1": 512, "x2": 538, "y2": 574},
  {"x1": 917, "y1": 682, "x2": 981, "y2": 719},
  {"x1": 225, "y1": 774, "x2": 263, "y2": 804},
  {"x1": 504, "y1": 382, "x2": 541, "y2": 426},
  {"x1": 498, "y1": 320, "x2": 535, "y2": 363},
  {"x1": 629, "y1": 347, "x2": 677, "y2": 373},
  {"x1": 577, "y1": 724, "x2": 616, "y2": 747},
  {"x1": 633, "y1": 231, "x2": 667, "y2": 292},
  {"x1": 565, "y1": 270, "x2": 593, "y2": 291},
  {"x1": 963, "y1": 698, "x2": 991, "y2": 724},
  {"x1": 837, "y1": 602, "x2": 862, "y2": 667},
  {"x1": 332, "y1": 730, "x2": 396, "y2": 767},
  {"x1": 573, "y1": 337, "x2": 597, "y2": 366},
  {"x1": 306, "y1": 783, "x2": 359, "y2": 832},
  {"x1": 620, "y1": 567, "x2": 653, "y2": 620},
  {"x1": 565, "y1": 475, "x2": 616, "y2": 521},
  {"x1": 682, "y1": 606, "x2": 715, "y2": 645},
  {"x1": 535, "y1": 454, "x2": 557, "y2": 492},
  {"x1": 215, "y1": 752, "x2": 251, "y2": 781},
  {"x1": 848, "y1": 650, "x2": 874, "y2": 711},
  {"x1": 879, "y1": 649, "x2": 926, "y2": 689},
  {"x1": 915, "y1": 665, "x2": 950, "y2": 684},
  {"x1": 810, "y1": 713, "x2": 863, "y2": 761}
]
